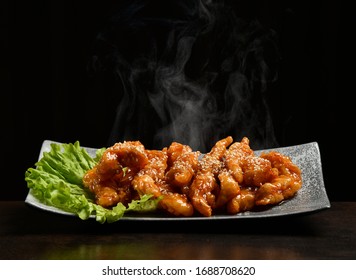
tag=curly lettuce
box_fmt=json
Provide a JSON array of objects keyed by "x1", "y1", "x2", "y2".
[{"x1": 25, "y1": 141, "x2": 160, "y2": 223}]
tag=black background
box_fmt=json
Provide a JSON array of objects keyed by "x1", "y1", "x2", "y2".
[{"x1": 1, "y1": 0, "x2": 354, "y2": 201}]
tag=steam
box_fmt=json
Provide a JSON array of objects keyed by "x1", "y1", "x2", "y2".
[{"x1": 90, "y1": 0, "x2": 279, "y2": 152}]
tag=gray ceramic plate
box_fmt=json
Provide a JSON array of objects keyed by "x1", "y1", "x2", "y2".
[{"x1": 25, "y1": 140, "x2": 330, "y2": 221}]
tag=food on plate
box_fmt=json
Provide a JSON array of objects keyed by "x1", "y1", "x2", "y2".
[
  {"x1": 25, "y1": 136, "x2": 302, "y2": 222},
  {"x1": 25, "y1": 142, "x2": 159, "y2": 223},
  {"x1": 83, "y1": 136, "x2": 302, "y2": 217}
]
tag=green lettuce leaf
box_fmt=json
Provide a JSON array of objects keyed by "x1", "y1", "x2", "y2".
[{"x1": 25, "y1": 141, "x2": 160, "y2": 223}]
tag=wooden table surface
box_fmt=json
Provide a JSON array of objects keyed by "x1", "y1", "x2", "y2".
[{"x1": 1, "y1": 201, "x2": 355, "y2": 260}]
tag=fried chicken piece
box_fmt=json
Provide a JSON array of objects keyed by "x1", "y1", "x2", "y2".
[
  {"x1": 255, "y1": 151, "x2": 302, "y2": 205},
  {"x1": 166, "y1": 142, "x2": 193, "y2": 167},
  {"x1": 188, "y1": 172, "x2": 217, "y2": 217},
  {"x1": 108, "y1": 141, "x2": 149, "y2": 171},
  {"x1": 132, "y1": 149, "x2": 168, "y2": 197},
  {"x1": 227, "y1": 187, "x2": 256, "y2": 214},
  {"x1": 215, "y1": 169, "x2": 241, "y2": 209},
  {"x1": 189, "y1": 136, "x2": 233, "y2": 216},
  {"x1": 165, "y1": 142, "x2": 200, "y2": 192},
  {"x1": 83, "y1": 141, "x2": 148, "y2": 207},
  {"x1": 159, "y1": 192, "x2": 194, "y2": 217},
  {"x1": 241, "y1": 156, "x2": 278, "y2": 187},
  {"x1": 132, "y1": 174, "x2": 161, "y2": 198},
  {"x1": 224, "y1": 137, "x2": 254, "y2": 184}
]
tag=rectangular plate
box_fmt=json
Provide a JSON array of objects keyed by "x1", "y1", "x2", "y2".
[{"x1": 25, "y1": 140, "x2": 330, "y2": 221}]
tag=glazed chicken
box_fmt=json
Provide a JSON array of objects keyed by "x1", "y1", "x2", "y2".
[{"x1": 83, "y1": 137, "x2": 302, "y2": 217}]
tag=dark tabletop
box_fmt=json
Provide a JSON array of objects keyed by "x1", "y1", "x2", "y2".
[{"x1": 1, "y1": 201, "x2": 355, "y2": 260}]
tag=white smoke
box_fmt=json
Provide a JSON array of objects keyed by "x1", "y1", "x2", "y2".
[{"x1": 90, "y1": 0, "x2": 279, "y2": 152}]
